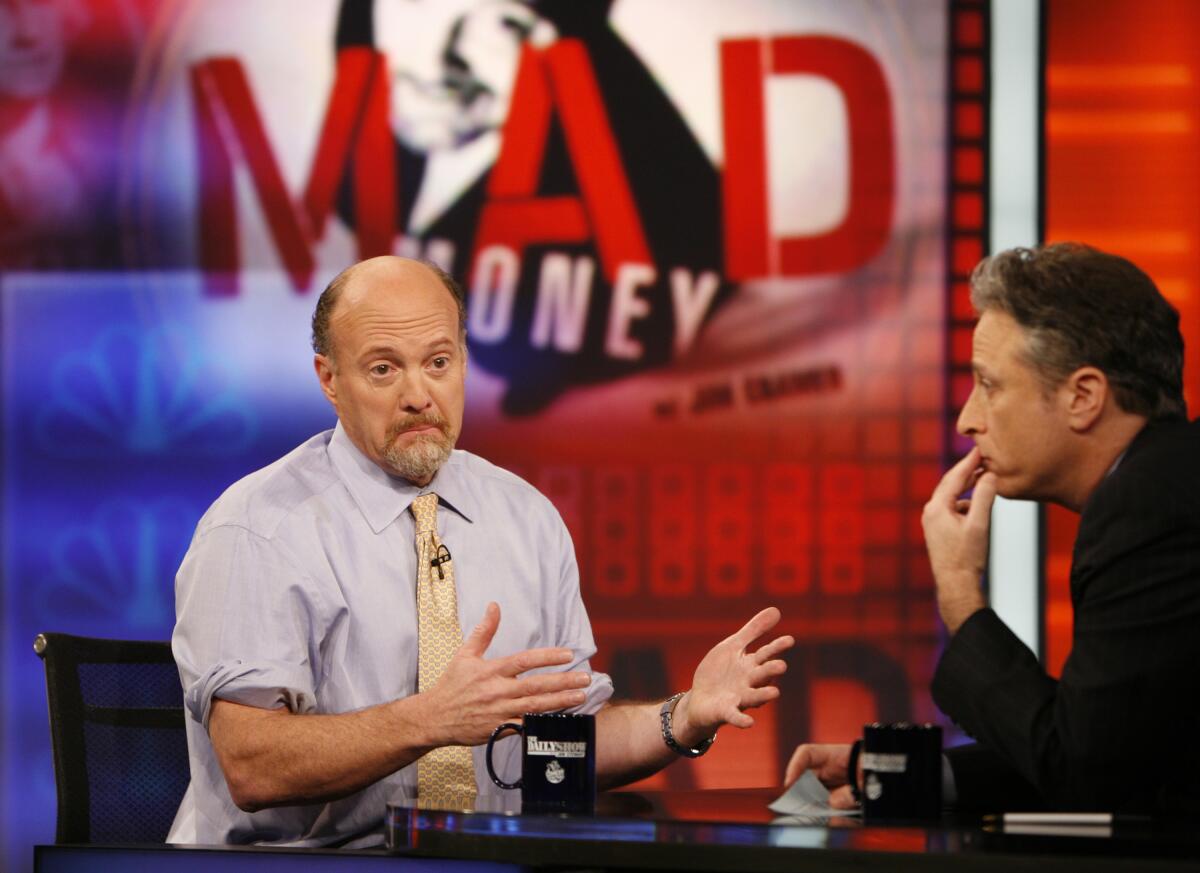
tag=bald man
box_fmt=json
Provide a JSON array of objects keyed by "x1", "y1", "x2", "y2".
[{"x1": 169, "y1": 257, "x2": 793, "y2": 846}]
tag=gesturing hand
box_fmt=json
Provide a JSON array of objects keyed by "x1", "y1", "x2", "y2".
[
  {"x1": 921, "y1": 446, "x2": 996, "y2": 634},
  {"x1": 672, "y1": 607, "x2": 794, "y2": 745},
  {"x1": 420, "y1": 602, "x2": 591, "y2": 747}
]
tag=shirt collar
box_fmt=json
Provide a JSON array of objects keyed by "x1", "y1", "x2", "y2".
[{"x1": 327, "y1": 421, "x2": 476, "y2": 534}]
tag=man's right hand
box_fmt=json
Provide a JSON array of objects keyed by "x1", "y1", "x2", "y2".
[
  {"x1": 418, "y1": 601, "x2": 591, "y2": 747},
  {"x1": 922, "y1": 446, "x2": 995, "y2": 634},
  {"x1": 784, "y1": 743, "x2": 859, "y2": 810}
]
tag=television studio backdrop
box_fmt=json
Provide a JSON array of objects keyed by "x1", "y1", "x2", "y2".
[{"x1": 3, "y1": 0, "x2": 1200, "y2": 870}]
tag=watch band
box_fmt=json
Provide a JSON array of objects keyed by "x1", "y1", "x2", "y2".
[{"x1": 659, "y1": 692, "x2": 716, "y2": 758}]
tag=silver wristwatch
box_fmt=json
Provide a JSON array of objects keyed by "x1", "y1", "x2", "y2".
[{"x1": 659, "y1": 691, "x2": 716, "y2": 758}]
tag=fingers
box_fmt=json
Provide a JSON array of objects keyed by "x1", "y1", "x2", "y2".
[
  {"x1": 518, "y1": 688, "x2": 590, "y2": 715},
  {"x1": 740, "y1": 686, "x2": 780, "y2": 710},
  {"x1": 754, "y1": 634, "x2": 794, "y2": 664},
  {"x1": 748, "y1": 660, "x2": 787, "y2": 688},
  {"x1": 931, "y1": 446, "x2": 982, "y2": 505},
  {"x1": 784, "y1": 744, "x2": 813, "y2": 786},
  {"x1": 784, "y1": 744, "x2": 831, "y2": 785},
  {"x1": 725, "y1": 709, "x2": 754, "y2": 729},
  {"x1": 966, "y1": 471, "x2": 998, "y2": 528},
  {"x1": 829, "y1": 785, "x2": 859, "y2": 810},
  {"x1": 967, "y1": 464, "x2": 985, "y2": 490},
  {"x1": 512, "y1": 670, "x2": 590, "y2": 698},
  {"x1": 731, "y1": 606, "x2": 782, "y2": 648},
  {"x1": 784, "y1": 743, "x2": 852, "y2": 787},
  {"x1": 460, "y1": 601, "x2": 501, "y2": 658},
  {"x1": 494, "y1": 646, "x2": 575, "y2": 677}
]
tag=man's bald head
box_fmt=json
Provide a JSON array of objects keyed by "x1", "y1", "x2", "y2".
[
  {"x1": 311, "y1": 255, "x2": 470, "y2": 485},
  {"x1": 311, "y1": 257, "x2": 467, "y2": 359}
]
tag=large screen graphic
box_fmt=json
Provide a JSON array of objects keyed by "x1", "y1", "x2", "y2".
[{"x1": 1, "y1": 1, "x2": 986, "y2": 866}]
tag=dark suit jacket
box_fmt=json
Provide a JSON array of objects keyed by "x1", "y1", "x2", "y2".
[{"x1": 932, "y1": 418, "x2": 1200, "y2": 814}]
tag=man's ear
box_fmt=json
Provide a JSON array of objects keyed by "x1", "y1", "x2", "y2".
[
  {"x1": 314, "y1": 355, "x2": 338, "y2": 409},
  {"x1": 1062, "y1": 365, "x2": 1108, "y2": 432}
]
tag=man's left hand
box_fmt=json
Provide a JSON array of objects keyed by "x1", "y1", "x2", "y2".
[
  {"x1": 672, "y1": 607, "x2": 794, "y2": 745},
  {"x1": 922, "y1": 445, "x2": 996, "y2": 634}
]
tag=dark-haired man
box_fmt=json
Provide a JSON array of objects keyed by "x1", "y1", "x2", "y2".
[
  {"x1": 786, "y1": 242, "x2": 1200, "y2": 814},
  {"x1": 170, "y1": 256, "x2": 792, "y2": 846}
]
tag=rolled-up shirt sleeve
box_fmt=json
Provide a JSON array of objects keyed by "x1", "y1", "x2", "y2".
[
  {"x1": 173, "y1": 523, "x2": 338, "y2": 730},
  {"x1": 552, "y1": 509, "x2": 614, "y2": 713}
]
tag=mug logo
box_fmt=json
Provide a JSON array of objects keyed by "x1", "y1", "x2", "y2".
[
  {"x1": 861, "y1": 752, "x2": 908, "y2": 773},
  {"x1": 527, "y1": 736, "x2": 587, "y2": 758},
  {"x1": 865, "y1": 772, "x2": 883, "y2": 800},
  {"x1": 545, "y1": 760, "x2": 566, "y2": 784}
]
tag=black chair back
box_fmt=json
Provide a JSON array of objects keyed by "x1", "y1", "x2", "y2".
[{"x1": 35, "y1": 632, "x2": 190, "y2": 843}]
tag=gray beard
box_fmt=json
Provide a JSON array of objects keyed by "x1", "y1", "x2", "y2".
[{"x1": 382, "y1": 433, "x2": 452, "y2": 484}]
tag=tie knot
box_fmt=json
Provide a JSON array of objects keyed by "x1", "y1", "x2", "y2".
[{"x1": 410, "y1": 493, "x2": 439, "y2": 535}]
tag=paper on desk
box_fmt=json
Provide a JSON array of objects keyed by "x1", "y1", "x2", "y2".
[{"x1": 768, "y1": 771, "x2": 861, "y2": 818}]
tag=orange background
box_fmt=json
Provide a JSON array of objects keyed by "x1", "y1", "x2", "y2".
[{"x1": 1043, "y1": 0, "x2": 1200, "y2": 673}]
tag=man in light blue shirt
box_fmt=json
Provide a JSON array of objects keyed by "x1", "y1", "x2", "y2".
[{"x1": 170, "y1": 256, "x2": 793, "y2": 846}]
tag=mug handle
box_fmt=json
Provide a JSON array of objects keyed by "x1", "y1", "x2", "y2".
[
  {"x1": 847, "y1": 739, "x2": 863, "y2": 803},
  {"x1": 486, "y1": 722, "x2": 524, "y2": 790}
]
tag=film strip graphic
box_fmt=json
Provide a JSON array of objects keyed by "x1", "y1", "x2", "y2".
[{"x1": 946, "y1": 0, "x2": 990, "y2": 455}]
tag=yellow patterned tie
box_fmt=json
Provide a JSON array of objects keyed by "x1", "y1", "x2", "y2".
[{"x1": 411, "y1": 493, "x2": 477, "y2": 808}]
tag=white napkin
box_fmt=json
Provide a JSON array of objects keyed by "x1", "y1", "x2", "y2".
[{"x1": 768, "y1": 771, "x2": 862, "y2": 818}]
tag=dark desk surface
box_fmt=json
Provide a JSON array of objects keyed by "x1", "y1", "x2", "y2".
[
  {"x1": 34, "y1": 789, "x2": 1200, "y2": 873},
  {"x1": 386, "y1": 787, "x2": 1200, "y2": 872}
]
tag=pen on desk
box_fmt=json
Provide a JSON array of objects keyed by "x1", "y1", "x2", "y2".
[{"x1": 983, "y1": 813, "x2": 1150, "y2": 826}]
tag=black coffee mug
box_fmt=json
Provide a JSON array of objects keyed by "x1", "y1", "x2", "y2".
[
  {"x1": 848, "y1": 722, "x2": 942, "y2": 820},
  {"x1": 486, "y1": 713, "x2": 596, "y2": 813}
]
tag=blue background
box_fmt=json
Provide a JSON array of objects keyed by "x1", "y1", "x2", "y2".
[{"x1": 2, "y1": 272, "x2": 336, "y2": 871}]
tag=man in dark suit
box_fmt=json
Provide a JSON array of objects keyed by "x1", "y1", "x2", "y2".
[{"x1": 785, "y1": 242, "x2": 1200, "y2": 814}]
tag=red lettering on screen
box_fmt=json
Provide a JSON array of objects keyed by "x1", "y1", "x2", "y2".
[
  {"x1": 720, "y1": 36, "x2": 895, "y2": 280},
  {"x1": 192, "y1": 36, "x2": 895, "y2": 296},
  {"x1": 471, "y1": 40, "x2": 650, "y2": 285},
  {"x1": 192, "y1": 49, "x2": 395, "y2": 296},
  {"x1": 304, "y1": 49, "x2": 396, "y2": 261}
]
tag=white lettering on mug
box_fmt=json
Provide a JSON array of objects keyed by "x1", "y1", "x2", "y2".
[
  {"x1": 861, "y1": 752, "x2": 908, "y2": 773},
  {"x1": 526, "y1": 736, "x2": 588, "y2": 758}
]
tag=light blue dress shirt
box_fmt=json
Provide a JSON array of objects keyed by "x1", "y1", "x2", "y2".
[{"x1": 169, "y1": 423, "x2": 613, "y2": 846}]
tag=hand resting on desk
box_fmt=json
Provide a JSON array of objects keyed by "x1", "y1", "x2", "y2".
[{"x1": 783, "y1": 743, "x2": 858, "y2": 810}]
